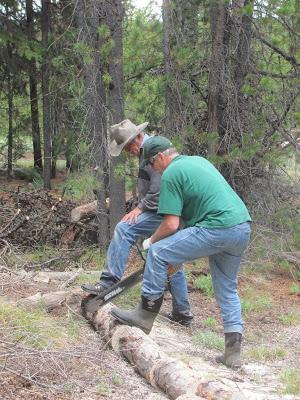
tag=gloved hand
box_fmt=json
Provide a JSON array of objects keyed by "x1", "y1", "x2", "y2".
[{"x1": 142, "y1": 237, "x2": 152, "y2": 251}]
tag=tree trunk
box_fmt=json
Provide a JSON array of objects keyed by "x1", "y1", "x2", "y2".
[
  {"x1": 162, "y1": 0, "x2": 174, "y2": 137},
  {"x1": 7, "y1": 60, "x2": 13, "y2": 178},
  {"x1": 162, "y1": 0, "x2": 200, "y2": 139},
  {"x1": 41, "y1": 0, "x2": 52, "y2": 189},
  {"x1": 106, "y1": 0, "x2": 126, "y2": 237},
  {"x1": 88, "y1": 303, "x2": 233, "y2": 400},
  {"x1": 207, "y1": 0, "x2": 226, "y2": 155},
  {"x1": 233, "y1": 0, "x2": 252, "y2": 93},
  {"x1": 51, "y1": 104, "x2": 59, "y2": 178},
  {"x1": 26, "y1": 0, "x2": 43, "y2": 171},
  {"x1": 75, "y1": 0, "x2": 109, "y2": 250}
]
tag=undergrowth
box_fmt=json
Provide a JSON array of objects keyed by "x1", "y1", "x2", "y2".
[
  {"x1": 192, "y1": 331, "x2": 224, "y2": 351},
  {"x1": 281, "y1": 367, "x2": 300, "y2": 395},
  {"x1": 60, "y1": 169, "x2": 99, "y2": 202},
  {"x1": 0, "y1": 299, "x2": 84, "y2": 349}
]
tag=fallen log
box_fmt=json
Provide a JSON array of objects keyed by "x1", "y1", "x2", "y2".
[
  {"x1": 70, "y1": 195, "x2": 135, "y2": 222},
  {"x1": 70, "y1": 200, "x2": 98, "y2": 222},
  {"x1": 90, "y1": 303, "x2": 232, "y2": 400},
  {"x1": 31, "y1": 270, "x2": 83, "y2": 283},
  {"x1": 18, "y1": 288, "x2": 82, "y2": 312}
]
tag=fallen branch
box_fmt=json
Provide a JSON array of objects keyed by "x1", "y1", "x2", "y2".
[
  {"x1": 0, "y1": 216, "x2": 30, "y2": 239},
  {"x1": 18, "y1": 288, "x2": 82, "y2": 311},
  {"x1": 275, "y1": 251, "x2": 300, "y2": 272}
]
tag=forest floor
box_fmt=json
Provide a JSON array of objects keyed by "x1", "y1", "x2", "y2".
[{"x1": 0, "y1": 173, "x2": 300, "y2": 400}]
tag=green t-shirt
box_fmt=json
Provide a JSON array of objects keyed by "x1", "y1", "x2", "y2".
[{"x1": 158, "y1": 155, "x2": 251, "y2": 228}]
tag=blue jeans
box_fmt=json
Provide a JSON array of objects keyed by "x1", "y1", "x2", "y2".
[
  {"x1": 100, "y1": 211, "x2": 191, "y2": 314},
  {"x1": 142, "y1": 222, "x2": 251, "y2": 334}
]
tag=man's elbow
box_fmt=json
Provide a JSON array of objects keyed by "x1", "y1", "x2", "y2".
[{"x1": 165, "y1": 217, "x2": 180, "y2": 233}]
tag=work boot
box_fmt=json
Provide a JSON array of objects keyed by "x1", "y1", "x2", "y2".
[
  {"x1": 215, "y1": 332, "x2": 242, "y2": 369},
  {"x1": 81, "y1": 282, "x2": 108, "y2": 295},
  {"x1": 166, "y1": 311, "x2": 194, "y2": 327},
  {"x1": 111, "y1": 295, "x2": 164, "y2": 334}
]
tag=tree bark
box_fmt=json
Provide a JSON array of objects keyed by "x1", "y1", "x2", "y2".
[
  {"x1": 70, "y1": 200, "x2": 98, "y2": 222},
  {"x1": 106, "y1": 0, "x2": 126, "y2": 236},
  {"x1": 162, "y1": 0, "x2": 200, "y2": 139},
  {"x1": 89, "y1": 303, "x2": 233, "y2": 400},
  {"x1": 41, "y1": 0, "x2": 52, "y2": 189},
  {"x1": 75, "y1": 0, "x2": 109, "y2": 249},
  {"x1": 207, "y1": 0, "x2": 226, "y2": 155},
  {"x1": 26, "y1": 0, "x2": 43, "y2": 171},
  {"x1": 19, "y1": 288, "x2": 82, "y2": 311},
  {"x1": 162, "y1": 0, "x2": 174, "y2": 137},
  {"x1": 7, "y1": 46, "x2": 13, "y2": 178}
]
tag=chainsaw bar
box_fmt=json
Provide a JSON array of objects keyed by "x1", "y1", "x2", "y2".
[{"x1": 81, "y1": 267, "x2": 144, "y2": 315}]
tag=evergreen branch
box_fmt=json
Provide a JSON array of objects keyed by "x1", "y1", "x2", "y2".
[
  {"x1": 265, "y1": 88, "x2": 300, "y2": 144},
  {"x1": 253, "y1": 28, "x2": 300, "y2": 67},
  {"x1": 125, "y1": 64, "x2": 164, "y2": 81},
  {"x1": 250, "y1": 67, "x2": 298, "y2": 79},
  {"x1": 190, "y1": 79, "x2": 208, "y2": 105}
]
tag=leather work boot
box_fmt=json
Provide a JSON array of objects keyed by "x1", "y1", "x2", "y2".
[
  {"x1": 166, "y1": 311, "x2": 194, "y2": 327},
  {"x1": 215, "y1": 332, "x2": 242, "y2": 369},
  {"x1": 111, "y1": 295, "x2": 164, "y2": 334},
  {"x1": 81, "y1": 282, "x2": 109, "y2": 295}
]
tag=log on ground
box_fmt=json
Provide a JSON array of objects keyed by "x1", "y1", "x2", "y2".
[
  {"x1": 70, "y1": 200, "x2": 98, "y2": 222},
  {"x1": 89, "y1": 303, "x2": 233, "y2": 400},
  {"x1": 18, "y1": 288, "x2": 82, "y2": 311}
]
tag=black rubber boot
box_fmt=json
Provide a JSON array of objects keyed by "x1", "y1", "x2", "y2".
[
  {"x1": 215, "y1": 332, "x2": 242, "y2": 369},
  {"x1": 81, "y1": 282, "x2": 109, "y2": 295},
  {"x1": 166, "y1": 311, "x2": 194, "y2": 326},
  {"x1": 111, "y1": 295, "x2": 164, "y2": 334}
]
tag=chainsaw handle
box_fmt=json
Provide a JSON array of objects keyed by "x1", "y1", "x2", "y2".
[
  {"x1": 134, "y1": 242, "x2": 181, "y2": 276},
  {"x1": 134, "y1": 242, "x2": 147, "y2": 261}
]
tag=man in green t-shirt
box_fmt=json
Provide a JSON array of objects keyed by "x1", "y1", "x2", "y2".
[{"x1": 111, "y1": 136, "x2": 252, "y2": 369}]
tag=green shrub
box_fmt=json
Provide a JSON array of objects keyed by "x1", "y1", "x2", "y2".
[
  {"x1": 281, "y1": 367, "x2": 300, "y2": 395},
  {"x1": 241, "y1": 298, "x2": 254, "y2": 315},
  {"x1": 193, "y1": 331, "x2": 224, "y2": 350},
  {"x1": 194, "y1": 275, "x2": 214, "y2": 297},
  {"x1": 241, "y1": 288, "x2": 272, "y2": 315},
  {"x1": 289, "y1": 284, "x2": 300, "y2": 295},
  {"x1": 63, "y1": 170, "x2": 99, "y2": 202},
  {"x1": 202, "y1": 317, "x2": 217, "y2": 328},
  {"x1": 247, "y1": 347, "x2": 285, "y2": 362},
  {"x1": 279, "y1": 313, "x2": 300, "y2": 325},
  {"x1": 78, "y1": 247, "x2": 106, "y2": 270},
  {"x1": 113, "y1": 284, "x2": 141, "y2": 307},
  {"x1": 0, "y1": 300, "x2": 77, "y2": 349}
]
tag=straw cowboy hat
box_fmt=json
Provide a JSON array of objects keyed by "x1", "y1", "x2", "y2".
[{"x1": 109, "y1": 119, "x2": 149, "y2": 157}]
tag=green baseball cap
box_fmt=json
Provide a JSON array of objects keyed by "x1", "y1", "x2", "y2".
[{"x1": 141, "y1": 136, "x2": 173, "y2": 167}]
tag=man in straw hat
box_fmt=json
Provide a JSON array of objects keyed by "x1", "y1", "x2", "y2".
[
  {"x1": 111, "y1": 136, "x2": 252, "y2": 369},
  {"x1": 82, "y1": 120, "x2": 193, "y2": 326}
]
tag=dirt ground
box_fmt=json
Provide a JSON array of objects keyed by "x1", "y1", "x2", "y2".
[
  {"x1": 1, "y1": 256, "x2": 299, "y2": 400},
  {"x1": 0, "y1": 175, "x2": 300, "y2": 400}
]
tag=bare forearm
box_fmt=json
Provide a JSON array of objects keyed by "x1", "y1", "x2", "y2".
[{"x1": 151, "y1": 215, "x2": 180, "y2": 244}]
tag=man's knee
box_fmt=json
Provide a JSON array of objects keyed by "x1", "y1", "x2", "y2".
[
  {"x1": 148, "y1": 244, "x2": 165, "y2": 265},
  {"x1": 114, "y1": 220, "x2": 139, "y2": 243},
  {"x1": 113, "y1": 221, "x2": 129, "y2": 240}
]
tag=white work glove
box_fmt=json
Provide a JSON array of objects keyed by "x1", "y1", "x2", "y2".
[{"x1": 142, "y1": 237, "x2": 152, "y2": 251}]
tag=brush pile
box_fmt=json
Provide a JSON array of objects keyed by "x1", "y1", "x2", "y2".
[{"x1": 0, "y1": 190, "x2": 94, "y2": 248}]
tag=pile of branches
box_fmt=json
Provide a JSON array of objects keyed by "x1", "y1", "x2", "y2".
[{"x1": 0, "y1": 190, "x2": 79, "y2": 248}]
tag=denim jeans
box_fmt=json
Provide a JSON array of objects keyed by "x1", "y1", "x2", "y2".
[
  {"x1": 100, "y1": 211, "x2": 191, "y2": 313},
  {"x1": 142, "y1": 222, "x2": 251, "y2": 334}
]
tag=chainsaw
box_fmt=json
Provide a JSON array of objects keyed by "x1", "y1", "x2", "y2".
[{"x1": 81, "y1": 244, "x2": 180, "y2": 318}]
